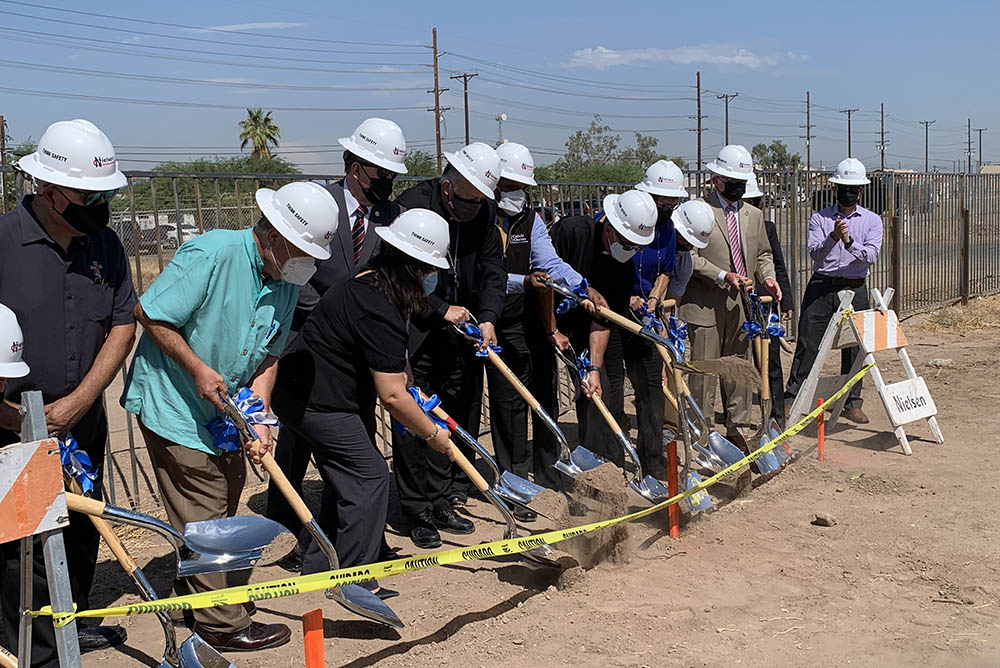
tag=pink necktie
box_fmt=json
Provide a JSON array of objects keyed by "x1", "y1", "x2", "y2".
[
  {"x1": 351, "y1": 205, "x2": 367, "y2": 264},
  {"x1": 726, "y1": 204, "x2": 747, "y2": 277}
]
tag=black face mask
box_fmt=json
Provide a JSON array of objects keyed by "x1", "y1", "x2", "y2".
[
  {"x1": 720, "y1": 179, "x2": 747, "y2": 202},
  {"x1": 656, "y1": 206, "x2": 674, "y2": 226},
  {"x1": 60, "y1": 200, "x2": 111, "y2": 235},
  {"x1": 836, "y1": 187, "x2": 860, "y2": 207},
  {"x1": 447, "y1": 189, "x2": 482, "y2": 222},
  {"x1": 361, "y1": 176, "x2": 394, "y2": 203}
]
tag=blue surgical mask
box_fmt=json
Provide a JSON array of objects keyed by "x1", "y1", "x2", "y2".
[{"x1": 423, "y1": 271, "x2": 439, "y2": 295}]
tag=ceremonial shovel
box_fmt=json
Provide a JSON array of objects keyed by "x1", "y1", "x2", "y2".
[{"x1": 216, "y1": 393, "x2": 404, "y2": 630}]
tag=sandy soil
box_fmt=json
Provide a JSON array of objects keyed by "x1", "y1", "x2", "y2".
[{"x1": 82, "y1": 296, "x2": 1000, "y2": 668}]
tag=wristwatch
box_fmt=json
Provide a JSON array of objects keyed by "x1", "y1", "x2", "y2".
[{"x1": 424, "y1": 425, "x2": 440, "y2": 441}]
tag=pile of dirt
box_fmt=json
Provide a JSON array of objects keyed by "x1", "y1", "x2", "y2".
[
  {"x1": 563, "y1": 462, "x2": 632, "y2": 569},
  {"x1": 919, "y1": 294, "x2": 1000, "y2": 333},
  {"x1": 530, "y1": 488, "x2": 570, "y2": 529}
]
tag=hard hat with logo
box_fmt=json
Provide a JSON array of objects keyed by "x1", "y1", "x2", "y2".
[
  {"x1": 602, "y1": 189, "x2": 657, "y2": 246},
  {"x1": 443, "y1": 142, "x2": 501, "y2": 198},
  {"x1": 18, "y1": 119, "x2": 127, "y2": 191},
  {"x1": 0, "y1": 303, "x2": 29, "y2": 379},
  {"x1": 705, "y1": 144, "x2": 754, "y2": 181},
  {"x1": 635, "y1": 159, "x2": 688, "y2": 198},
  {"x1": 255, "y1": 181, "x2": 339, "y2": 260},
  {"x1": 338, "y1": 118, "x2": 408, "y2": 174},
  {"x1": 495, "y1": 142, "x2": 537, "y2": 187},
  {"x1": 743, "y1": 174, "x2": 764, "y2": 199},
  {"x1": 672, "y1": 200, "x2": 714, "y2": 249},
  {"x1": 375, "y1": 208, "x2": 450, "y2": 269},
  {"x1": 829, "y1": 157, "x2": 871, "y2": 185}
]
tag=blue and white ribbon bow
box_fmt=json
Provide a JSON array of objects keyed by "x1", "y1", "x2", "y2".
[
  {"x1": 556, "y1": 279, "x2": 589, "y2": 315},
  {"x1": 634, "y1": 304, "x2": 663, "y2": 333},
  {"x1": 457, "y1": 322, "x2": 502, "y2": 357},
  {"x1": 59, "y1": 434, "x2": 98, "y2": 495},
  {"x1": 575, "y1": 349, "x2": 592, "y2": 380},
  {"x1": 394, "y1": 387, "x2": 451, "y2": 436},
  {"x1": 741, "y1": 290, "x2": 765, "y2": 339},
  {"x1": 206, "y1": 387, "x2": 278, "y2": 453},
  {"x1": 766, "y1": 310, "x2": 786, "y2": 338},
  {"x1": 667, "y1": 316, "x2": 688, "y2": 357}
]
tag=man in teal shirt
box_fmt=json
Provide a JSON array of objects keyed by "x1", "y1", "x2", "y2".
[{"x1": 122, "y1": 181, "x2": 338, "y2": 652}]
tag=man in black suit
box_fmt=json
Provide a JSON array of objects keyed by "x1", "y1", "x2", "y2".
[{"x1": 267, "y1": 118, "x2": 408, "y2": 568}]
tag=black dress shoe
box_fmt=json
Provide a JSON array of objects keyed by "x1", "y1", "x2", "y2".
[
  {"x1": 193, "y1": 621, "x2": 291, "y2": 652},
  {"x1": 409, "y1": 509, "x2": 442, "y2": 549},
  {"x1": 275, "y1": 544, "x2": 302, "y2": 573},
  {"x1": 512, "y1": 506, "x2": 537, "y2": 523},
  {"x1": 78, "y1": 625, "x2": 127, "y2": 652},
  {"x1": 378, "y1": 534, "x2": 401, "y2": 561},
  {"x1": 374, "y1": 586, "x2": 399, "y2": 601},
  {"x1": 432, "y1": 506, "x2": 475, "y2": 534}
]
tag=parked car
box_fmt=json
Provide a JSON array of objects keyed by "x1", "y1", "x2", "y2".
[{"x1": 161, "y1": 223, "x2": 200, "y2": 249}]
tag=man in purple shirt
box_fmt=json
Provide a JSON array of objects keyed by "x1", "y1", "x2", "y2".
[{"x1": 785, "y1": 158, "x2": 883, "y2": 423}]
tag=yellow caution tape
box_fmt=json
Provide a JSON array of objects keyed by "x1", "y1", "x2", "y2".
[{"x1": 36, "y1": 363, "x2": 874, "y2": 627}]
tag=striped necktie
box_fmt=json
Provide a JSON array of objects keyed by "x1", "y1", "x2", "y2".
[
  {"x1": 352, "y1": 204, "x2": 368, "y2": 264},
  {"x1": 725, "y1": 203, "x2": 747, "y2": 277}
]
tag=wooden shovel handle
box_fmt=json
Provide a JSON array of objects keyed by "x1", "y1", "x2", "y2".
[
  {"x1": 592, "y1": 304, "x2": 643, "y2": 335},
  {"x1": 486, "y1": 349, "x2": 540, "y2": 410},
  {"x1": 65, "y1": 491, "x2": 106, "y2": 517},
  {"x1": 591, "y1": 392, "x2": 623, "y2": 434},
  {"x1": 0, "y1": 644, "x2": 17, "y2": 668},
  {"x1": 260, "y1": 451, "x2": 314, "y2": 524},
  {"x1": 65, "y1": 479, "x2": 138, "y2": 574},
  {"x1": 448, "y1": 443, "x2": 490, "y2": 493},
  {"x1": 759, "y1": 331, "x2": 771, "y2": 403}
]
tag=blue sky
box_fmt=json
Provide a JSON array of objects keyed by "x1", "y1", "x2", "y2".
[{"x1": 0, "y1": 0, "x2": 993, "y2": 173}]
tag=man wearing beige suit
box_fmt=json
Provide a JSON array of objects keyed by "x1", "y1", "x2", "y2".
[{"x1": 679, "y1": 145, "x2": 782, "y2": 441}]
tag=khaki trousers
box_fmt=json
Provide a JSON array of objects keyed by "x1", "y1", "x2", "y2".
[
  {"x1": 687, "y1": 305, "x2": 752, "y2": 430},
  {"x1": 140, "y1": 421, "x2": 250, "y2": 633}
]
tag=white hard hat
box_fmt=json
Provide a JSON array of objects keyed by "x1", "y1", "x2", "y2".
[
  {"x1": 255, "y1": 181, "x2": 338, "y2": 260},
  {"x1": 706, "y1": 144, "x2": 754, "y2": 181},
  {"x1": 743, "y1": 174, "x2": 764, "y2": 199},
  {"x1": 375, "y1": 208, "x2": 450, "y2": 269},
  {"x1": 635, "y1": 159, "x2": 688, "y2": 198},
  {"x1": 602, "y1": 189, "x2": 656, "y2": 246},
  {"x1": 18, "y1": 119, "x2": 127, "y2": 191},
  {"x1": 338, "y1": 117, "x2": 408, "y2": 174},
  {"x1": 0, "y1": 304, "x2": 29, "y2": 379},
  {"x1": 672, "y1": 200, "x2": 715, "y2": 249},
  {"x1": 829, "y1": 157, "x2": 871, "y2": 185},
  {"x1": 443, "y1": 142, "x2": 501, "y2": 198},
  {"x1": 495, "y1": 142, "x2": 537, "y2": 187}
]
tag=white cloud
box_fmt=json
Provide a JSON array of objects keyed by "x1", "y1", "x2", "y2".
[
  {"x1": 564, "y1": 44, "x2": 799, "y2": 70},
  {"x1": 196, "y1": 22, "x2": 305, "y2": 32}
]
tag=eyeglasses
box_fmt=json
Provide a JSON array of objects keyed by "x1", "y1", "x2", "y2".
[{"x1": 59, "y1": 185, "x2": 119, "y2": 206}]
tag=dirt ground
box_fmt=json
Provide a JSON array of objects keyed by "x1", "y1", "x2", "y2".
[{"x1": 83, "y1": 296, "x2": 1000, "y2": 668}]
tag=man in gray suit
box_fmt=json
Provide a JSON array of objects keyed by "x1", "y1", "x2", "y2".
[
  {"x1": 679, "y1": 145, "x2": 782, "y2": 444},
  {"x1": 267, "y1": 118, "x2": 408, "y2": 568}
]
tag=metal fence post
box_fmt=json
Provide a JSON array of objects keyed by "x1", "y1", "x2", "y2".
[
  {"x1": 891, "y1": 209, "x2": 903, "y2": 309},
  {"x1": 961, "y1": 206, "x2": 971, "y2": 305}
]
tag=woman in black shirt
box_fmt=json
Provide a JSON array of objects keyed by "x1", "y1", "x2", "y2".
[{"x1": 273, "y1": 209, "x2": 454, "y2": 599}]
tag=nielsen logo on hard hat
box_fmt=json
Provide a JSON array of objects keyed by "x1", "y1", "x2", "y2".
[
  {"x1": 11, "y1": 341, "x2": 23, "y2": 354},
  {"x1": 393, "y1": 147, "x2": 406, "y2": 156},
  {"x1": 93, "y1": 155, "x2": 116, "y2": 168}
]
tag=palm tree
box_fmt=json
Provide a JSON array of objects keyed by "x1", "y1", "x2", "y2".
[{"x1": 238, "y1": 108, "x2": 280, "y2": 159}]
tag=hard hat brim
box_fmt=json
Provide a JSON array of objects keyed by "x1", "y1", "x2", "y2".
[
  {"x1": 443, "y1": 151, "x2": 496, "y2": 199},
  {"x1": 0, "y1": 360, "x2": 30, "y2": 378},
  {"x1": 602, "y1": 194, "x2": 653, "y2": 246},
  {"x1": 374, "y1": 226, "x2": 450, "y2": 269},
  {"x1": 338, "y1": 137, "x2": 408, "y2": 174},
  {"x1": 255, "y1": 188, "x2": 333, "y2": 260},
  {"x1": 18, "y1": 153, "x2": 128, "y2": 191},
  {"x1": 705, "y1": 161, "x2": 752, "y2": 181},
  {"x1": 500, "y1": 170, "x2": 537, "y2": 187},
  {"x1": 829, "y1": 175, "x2": 871, "y2": 185},
  {"x1": 635, "y1": 181, "x2": 689, "y2": 198}
]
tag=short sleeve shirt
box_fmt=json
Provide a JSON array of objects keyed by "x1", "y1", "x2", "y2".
[
  {"x1": 122, "y1": 229, "x2": 298, "y2": 453},
  {"x1": 273, "y1": 273, "x2": 408, "y2": 424},
  {"x1": 0, "y1": 197, "x2": 137, "y2": 447},
  {"x1": 667, "y1": 250, "x2": 694, "y2": 298}
]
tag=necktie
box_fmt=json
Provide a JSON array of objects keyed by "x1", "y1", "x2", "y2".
[
  {"x1": 725, "y1": 204, "x2": 747, "y2": 277},
  {"x1": 352, "y1": 205, "x2": 367, "y2": 264}
]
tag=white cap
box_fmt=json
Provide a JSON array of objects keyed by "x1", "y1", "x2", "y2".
[
  {"x1": 743, "y1": 174, "x2": 764, "y2": 199},
  {"x1": 829, "y1": 157, "x2": 871, "y2": 185},
  {"x1": 338, "y1": 117, "x2": 408, "y2": 174},
  {"x1": 635, "y1": 159, "x2": 688, "y2": 198},
  {"x1": 18, "y1": 119, "x2": 127, "y2": 191},
  {"x1": 706, "y1": 144, "x2": 754, "y2": 181},
  {"x1": 444, "y1": 142, "x2": 501, "y2": 198},
  {"x1": 255, "y1": 181, "x2": 338, "y2": 260},
  {"x1": 672, "y1": 200, "x2": 714, "y2": 249},
  {"x1": 375, "y1": 208, "x2": 450, "y2": 269},
  {"x1": 0, "y1": 304, "x2": 29, "y2": 379},
  {"x1": 495, "y1": 142, "x2": 537, "y2": 187},
  {"x1": 602, "y1": 189, "x2": 656, "y2": 246}
]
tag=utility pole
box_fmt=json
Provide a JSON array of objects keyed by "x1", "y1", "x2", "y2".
[
  {"x1": 974, "y1": 127, "x2": 987, "y2": 171},
  {"x1": 839, "y1": 108, "x2": 858, "y2": 157},
  {"x1": 716, "y1": 92, "x2": 738, "y2": 144},
  {"x1": 966, "y1": 118, "x2": 974, "y2": 174},
  {"x1": 919, "y1": 120, "x2": 935, "y2": 172},
  {"x1": 426, "y1": 28, "x2": 450, "y2": 173},
  {"x1": 799, "y1": 91, "x2": 812, "y2": 171},
  {"x1": 449, "y1": 72, "x2": 477, "y2": 146},
  {"x1": 0, "y1": 114, "x2": 7, "y2": 213},
  {"x1": 689, "y1": 71, "x2": 706, "y2": 191},
  {"x1": 877, "y1": 102, "x2": 887, "y2": 171}
]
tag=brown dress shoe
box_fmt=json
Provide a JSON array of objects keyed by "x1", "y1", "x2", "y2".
[
  {"x1": 193, "y1": 621, "x2": 291, "y2": 652},
  {"x1": 842, "y1": 407, "x2": 870, "y2": 424}
]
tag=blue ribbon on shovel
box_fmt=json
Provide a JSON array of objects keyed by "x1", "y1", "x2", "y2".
[
  {"x1": 634, "y1": 304, "x2": 663, "y2": 333},
  {"x1": 59, "y1": 434, "x2": 98, "y2": 495},
  {"x1": 394, "y1": 388, "x2": 451, "y2": 436},
  {"x1": 766, "y1": 311, "x2": 786, "y2": 338},
  {"x1": 667, "y1": 316, "x2": 688, "y2": 357},
  {"x1": 206, "y1": 387, "x2": 278, "y2": 453},
  {"x1": 457, "y1": 322, "x2": 502, "y2": 357},
  {"x1": 556, "y1": 279, "x2": 589, "y2": 315}
]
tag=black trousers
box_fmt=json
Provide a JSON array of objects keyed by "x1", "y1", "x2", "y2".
[
  {"x1": 767, "y1": 333, "x2": 787, "y2": 429},
  {"x1": 524, "y1": 327, "x2": 564, "y2": 489},
  {"x1": 623, "y1": 334, "x2": 667, "y2": 478},
  {"x1": 1, "y1": 422, "x2": 105, "y2": 668},
  {"x1": 485, "y1": 322, "x2": 531, "y2": 479},
  {"x1": 277, "y1": 410, "x2": 388, "y2": 575},
  {"x1": 391, "y1": 329, "x2": 484, "y2": 518},
  {"x1": 572, "y1": 326, "x2": 628, "y2": 468},
  {"x1": 786, "y1": 275, "x2": 870, "y2": 409}
]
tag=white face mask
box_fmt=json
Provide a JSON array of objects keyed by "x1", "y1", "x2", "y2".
[
  {"x1": 608, "y1": 241, "x2": 636, "y2": 263},
  {"x1": 498, "y1": 189, "x2": 526, "y2": 215},
  {"x1": 274, "y1": 238, "x2": 317, "y2": 286}
]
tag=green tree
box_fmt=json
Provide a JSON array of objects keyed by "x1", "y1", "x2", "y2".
[
  {"x1": 751, "y1": 140, "x2": 801, "y2": 170},
  {"x1": 403, "y1": 149, "x2": 437, "y2": 177},
  {"x1": 238, "y1": 108, "x2": 281, "y2": 159},
  {"x1": 562, "y1": 116, "x2": 620, "y2": 171}
]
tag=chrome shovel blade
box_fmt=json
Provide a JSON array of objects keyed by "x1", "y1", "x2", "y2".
[
  {"x1": 522, "y1": 544, "x2": 568, "y2": 569},
  {"x1": 569, "y1": 445, "x2": 607, "y2": 471},
  {"x1": 553, "y1": 457, "x2": 584, "y2": 477},
  {"x1": 177, "y1": 515, "x2": 290, "y2": 577},
  {"x1": 497, "y1": 470, "x2": 546, "y2": 504},
  {"x1": 326, "y1": 584, "x2": 405, "y2": 629},
  {"x1": 754, "y1": 448, "x2": 781, "y2": 474},
  {"x1": 767, "y1": 419, "x2": 792, "y2": 464},
  {"x1": 629, "y1": 475, "x2": 671, "y2": 502},
  {"x1": 692, "y1": 442, "x2": 726, "y2": 473},
  {"x1": 706, "y1": 431, "x2": 747, "y2": 467},
  {"x1": 177, "y1": 632, "x2": 236, "y2": 668},
  {"x1": 682, "y1": 472, "x2": 713, "y2": 512}
]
